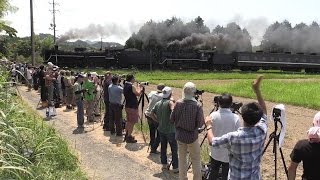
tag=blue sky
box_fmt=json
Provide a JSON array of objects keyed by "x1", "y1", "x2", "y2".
[{"x1": 5, "y1": 0, "x2": 320, "y2": 45}]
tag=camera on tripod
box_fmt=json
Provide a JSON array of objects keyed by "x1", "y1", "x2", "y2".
[
  {"x1": 195, "y1": 89, "x2": 204, "y2": 95},
  {"x1": 139, "y1": 81, "x2": 149, "y2": 86},
  {"x1": 213, "y1": 95, "x2": 242, "y2": 113},
  {"x1": 273, "y1": 108, "x2": 281, "y2": 118}
]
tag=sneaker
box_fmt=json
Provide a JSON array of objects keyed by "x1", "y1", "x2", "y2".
[
  {"x1": 172, "y1": 168, "x2": 179, "y2": 173},
  {"x1": 77, "y1": 125, "x2": 84, "y2": 129}
]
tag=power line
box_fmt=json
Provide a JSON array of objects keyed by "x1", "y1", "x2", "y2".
[{"x1": 49, "y1": 0, "x2": 59, "y2": 45}]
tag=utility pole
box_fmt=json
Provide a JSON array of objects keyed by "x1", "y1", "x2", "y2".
[
  {"x1": 30, "y1": 0, "x2": 35, "y2": 66},
  {"x1": 50, "y1": 0, "x2": 58, "y2": 45}
]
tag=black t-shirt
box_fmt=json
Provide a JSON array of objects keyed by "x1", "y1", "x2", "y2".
[
  {"x1": 290, "y1": 139, "x2": 320, "y2": 180},
  {"x1": 123, "y1": 82, "x2": 138, "y2": 109},
  {"x1": 38, "y1": 70, "x2": 45, "y2": 86}
]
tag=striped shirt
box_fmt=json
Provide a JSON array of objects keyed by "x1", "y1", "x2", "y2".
[
  {"x1": 170, "y1": 99, "x2": 204, "y2": 144},
  {"x1": 211, "y1": 114, "x2": 268, "y2": 180}
]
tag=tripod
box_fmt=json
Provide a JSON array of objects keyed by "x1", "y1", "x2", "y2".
[
  {"x1": 137, "y1": 87, "x2": 149, "y2": 143},
  {"x1": 262, "y1": 112, "x2": 288, "y2": 180}
]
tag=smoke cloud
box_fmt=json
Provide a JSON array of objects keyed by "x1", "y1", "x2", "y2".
[
  {"x1": 57, "y1": 23, "x2": 134, "y2": 43},
  {"x1": 261, "y1": 21, "x2": 320, "y2": 53}
]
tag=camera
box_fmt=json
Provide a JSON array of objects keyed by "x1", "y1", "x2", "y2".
[
  {"x1": 213, "y1": 95, "x2": 221, "y2": 104},
  {"x1": 230, "y1": 102, "x2": 243, "y2": 113},
  {"x1": 273, "y1": 108, "x2": 281, "y2": 118},
  {"x1": 195, "y1": 89, "x2": 204, "y2": 95},
  {"x1": 139, "y1": 82, "x2": 149, "y2": 86}
]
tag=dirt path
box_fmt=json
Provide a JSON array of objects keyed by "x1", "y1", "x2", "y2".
[
  {"x1": 147, "y1": 82, "x2": 314, "y2": 179},
  {"x1": 18, "y1": 80, "x2": 316, "y2": 180},
  {"x1": 17, "y1": 86, "x2": 181, "y2": 180}
]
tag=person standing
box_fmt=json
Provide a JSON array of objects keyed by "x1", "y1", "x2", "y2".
[
  {"x1": 38, "y1": 65, "x2": 47, "y2": 107},
  {"x1": 288, "y1": 112, "x2": 320, "y2": 180},
  {"x1": 108, "y1": 76, "x2": 123, "y2": 136},
  {"x1": 206, "y1": 75, "x2": 267, "y2": 180},
  {"x1": 103, "y1": 71, "x2": 112, "y2": 130},
  {"x1": 26, "y1": 66, "x2": 33, "y2": 91},
  {"x1": 170, "y1": 82, "x2": 204, "y2": 180},
  {"x1": 151, "y1": 86, "x2": 178, "y2": 172},
  {"x1": 64, "y1": 71, "x2": 74, "y2": 110},
  {"x1": 74, "y1": 74, "x2": 86, "y2": 128},
  {"x1": 83, "y1": 74, "x2": 95, "y2": 122},
  {"x1": 123, "y1": 74, "x2": 143, "y2": 143},
  {"x1": 145, "y1": 83, "x2": 165, "y2": 154},
  {"x1": 209, "y1": 94, "x2": 241, "y2": 180}
]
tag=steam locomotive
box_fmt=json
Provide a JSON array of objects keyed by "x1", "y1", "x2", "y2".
[{"x1": 44, "y1": 47, "x2": 320, "y2": 73}]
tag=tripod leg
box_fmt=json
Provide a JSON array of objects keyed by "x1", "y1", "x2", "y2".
[
  {"x1": 279, "y1": 148, "x2": 288, "y2": 178},
  {"x1": 263, "y1": 133, "x2": 275, "y2": 155}
]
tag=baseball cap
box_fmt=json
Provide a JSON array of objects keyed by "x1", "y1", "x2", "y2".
[
  {"x1": 157, "y1": 83, "x2": 165, "y2": 92},
  {"x1": 161, "y1": 86, "x2": 172, "y2": 99}
]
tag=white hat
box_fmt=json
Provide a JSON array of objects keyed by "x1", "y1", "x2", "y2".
[
  {"x1": 161, "y1": 86, "x2": 172, "y2": 99},
  {"x1": 182, "y1": 82, "x2": 196, "y2": 101},
  {"x1": 47, "y1": 62, "x2": 54, "y2": 67}
]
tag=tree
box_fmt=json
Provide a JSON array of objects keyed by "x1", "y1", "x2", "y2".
[{"x1": 0, "y1": 0, "x2": 17, "y2": 37}]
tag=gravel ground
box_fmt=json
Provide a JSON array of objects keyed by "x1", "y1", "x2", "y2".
[{"x1": 18, "y1": 80, "x2": 316, "y2": 180}]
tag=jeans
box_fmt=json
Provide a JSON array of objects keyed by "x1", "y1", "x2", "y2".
[
  {"x1": 109, "y1": 103, "x2": 122, "y2": 135},
  {"x1": 159, "y1": 132, "x2": 178, "y2": 169},
  {"x1": 76, "y1": 99, "x2": 84, "y2": 126},
  {"x1": 178, "y1": 139, "x2": 202, "y2": 180},
  {"x1": 103, "y1": 100, "x2": 110, "y2": 129},
  {"x1": 209, "y1": 157, "x2": 229, "y2": 180},
  {"x1": 146, "y1": 116, "x2": 160, "y2": 151}
]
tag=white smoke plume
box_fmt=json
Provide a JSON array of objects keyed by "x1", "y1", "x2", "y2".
[
  {"x1": 261, "y1": 21, "x2": 320, "y2": 53},
  {"x1": 57, "y1": 23, "x2": 136, "y2": 43}
]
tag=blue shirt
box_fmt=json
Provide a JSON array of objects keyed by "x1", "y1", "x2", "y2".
[
  {"x1": 211, "y1": 114, "x2": 268, "y2": 180},
  {"x1": 108, "y1": 84, "x2": 123, "y2": 105}
]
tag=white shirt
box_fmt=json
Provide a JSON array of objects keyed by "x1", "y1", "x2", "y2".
[
  {"x1": 26, "y1": 69, "x2": 32, "y2": 79},
  {"x1": 210, "y1": 108, "x2": 241, "y2": 163},
  {"x1": 145, "y1": 91, "x2": 163, "y2": 117}
]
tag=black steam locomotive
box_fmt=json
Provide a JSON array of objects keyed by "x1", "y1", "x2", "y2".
[{"x1": 44, "y1": 47, "x2": 320, "y2": 73}]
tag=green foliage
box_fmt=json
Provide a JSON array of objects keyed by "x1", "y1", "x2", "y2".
[
  {"x1": 0, "y1": 69, "x2": 87, "y2": 179},
  {"x1": 0, "y1": 0, "x2": 17, "y2": 37},
  {"x1": 0, "y1": 34, "x2": 54, "y2": 64}
]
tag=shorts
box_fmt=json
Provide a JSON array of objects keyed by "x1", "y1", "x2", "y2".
[{"x1": 125, "y1": 108, "x2": 139, "y2": 123}]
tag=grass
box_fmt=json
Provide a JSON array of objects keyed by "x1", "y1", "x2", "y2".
[
  {"x1": 150, "y1": 79, "x2": 320, "y2": 109},
  {"x1": 77, "y1": 69, "x2": 320, "y2": 81},
  {"x1": 0, "y1": 70, "x2": 87, "y2": 179}
]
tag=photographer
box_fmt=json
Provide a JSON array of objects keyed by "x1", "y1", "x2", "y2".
[
  {"x1": 209, "y1": 94, "x2": 240, "y2": 180},
  {"x1": 170, "y1": 82, "x2": 204, "y2": 180},
  {"x1": 206, "y1": 75, "x2": 267, "y2": 180},
  {"x1": 123, "y1": 74, "x2": 143, "y2": 143},
  {"x1": 83, "y1": 74, "x2": 95, "y2": 122},
  {"x1": 108, "y1": 76, "x2": 123, "y2": 136},
  {"x1": 151, "y1": 86, "x2": 178, "y2": 172},
  {"x1": 288, "y1": 112, "x2": 320, "y2": 180},
  {"x1": 145, "y1": 83, "x2": 165, "y2": 154},
  {"x1": 103, "y1": 71, "x2": 112, "y2": 131},
  {"x1": 74, "y1": 74, "x2": 86, "y2": 128}
]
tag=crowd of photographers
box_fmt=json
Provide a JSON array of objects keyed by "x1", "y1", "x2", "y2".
[{"x1": 6, "y1": 60, "x2": 320, "y2": 180}]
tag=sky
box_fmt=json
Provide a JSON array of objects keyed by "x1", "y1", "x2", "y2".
[{"x1": 4, "y1": 0, "x2": 320, "y2": 45}]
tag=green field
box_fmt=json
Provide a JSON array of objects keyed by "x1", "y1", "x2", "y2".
[
  {"x1": 81, "y1": 69, "x2": 320, "y2": 109},
  {"x1": 87, "y1": 69, "x2": 320, "y2": 81}
]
